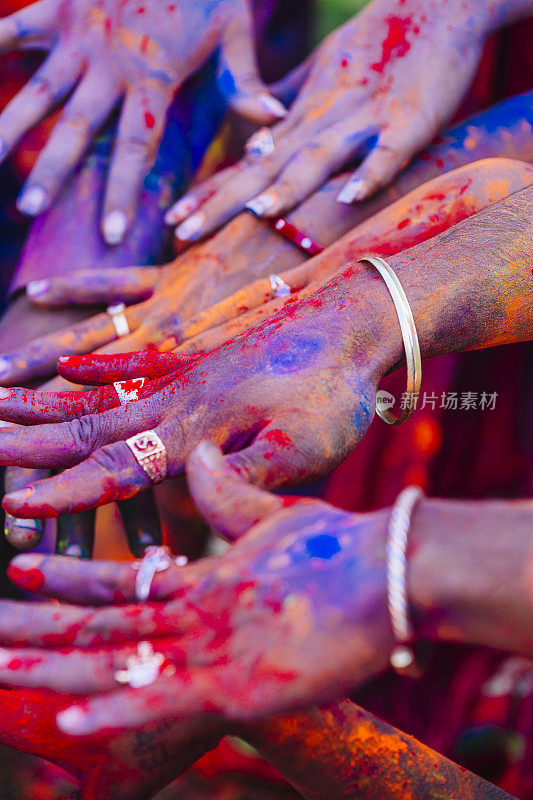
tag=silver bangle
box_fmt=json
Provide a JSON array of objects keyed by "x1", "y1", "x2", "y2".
[
  {"x1": 387, "y1": 485, "x2": 424, "y2": 673},
  {"x1": 359, "y1": 256, "x2": 422, "y2": 425}
]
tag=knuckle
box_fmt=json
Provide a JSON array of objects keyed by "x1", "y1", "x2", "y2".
[
  {"x1": 67, "y1": 414, "x2": 101, "y2": 453},
  {"x1": 88, "y1": 443, "x2": 124, "y2": 476}
]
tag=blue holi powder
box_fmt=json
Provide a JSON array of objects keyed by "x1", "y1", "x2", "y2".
[{"x1": 306, "y1": 534, "x2": 341, "y2": 560}]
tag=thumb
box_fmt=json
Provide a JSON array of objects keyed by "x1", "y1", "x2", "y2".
[
  {"x1": 186, "y1": 440, "x2": 286, "y2": 541},
  {"x1": 218, "y1": 1, "x2": 287, "y2": 123}
]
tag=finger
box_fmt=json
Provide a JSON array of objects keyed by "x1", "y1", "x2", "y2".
[
  {"x1": 224, "y1": 419, "x2": 317, "y2": 491},
  {"x1": 0, "y1": 311, "x2": 141, "y2": 386},
  {"x1": 57, "y1": 351, "x2": 192, "y2": 385},
  {"x1": 118, "y1": 493, "x2": 162, "y2": 558},
  {"x1": 218, "y1": 1, "x2": 286, "y2": 124},
  {"x1": 0, "y1": 378, "x2": 158, "y2": 423},
  {"x1": 175, "y1": 295, "x2": 292, "y2": 354},
  {"x1": 0, "y1": 394, "x2": 163, "y2": 471},
  {"x1": 164, "y1": 164, "x2": 243, "y2": 226},
  {"x1": 27, "y1": 267, "x2": 160, "y2": 308},
  {"x1": 57, "y1": 670, "x2": 220, "y2": 735},
  {"x1": 8, "y1": 551, "x2": 201, "y2": 606},
  {"x1": 1, "y1": 414, "x2": 179, "y2": 517},
  {"x1": 173, "y1": 140, "x2": 298, "y2": 242},
  {"x1": 0, "y1": 49, "x2": 82, "y2": 190},
  {"x1": 18, "y1": 70, "x2": 121, "y2": 211},
  {"x1": 56, "y1": 510, "x2": 96, "y2": 559},
  {"x1": 337, "y1": 138, "x2": 412, "y2": 204},
  {"x1": 186, "y1": 441, "x2": 286, "y2": 541},
  {"x1": 102, "y1": 87, "x2": 172, "y2": 245},
  {"x1": 4, "y1": 466, "x2": 47, "y2": 551},
  {"x1": 246, "y1": 122, "x2": 372, "y2": 217},
  {"x1": 0, "y1": 0, "x2": 59, "y2": 53},
  {"x1": 0, "y1": 641, "x2": 184, "y2": 693}
]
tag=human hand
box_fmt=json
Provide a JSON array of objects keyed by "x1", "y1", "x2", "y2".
[
  {"x1": 0, "y1": 0, "x2": 285, "y2": 242},
  {"x1": 0, "y1": 256, "x2": 393, "y2": 517},
  {"x1": 166, "y1": 0, "x2": 492, "y2": 242},
  {"x1": 0, "y1": 441, "x2": 394, "y2": 733}
]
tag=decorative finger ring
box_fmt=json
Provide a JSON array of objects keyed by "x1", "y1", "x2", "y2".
[
  {"x1": 126, "y1": 430, "x2": 168, "y2": 485},
  {"x1": 132, "y1": 545, "x2": 190, "y2": 602},
  {"x1": 269, "y1": 274, "x2": 291, "y2": 298},
  {"x1": 114, "y1": 642, "x2": 173, "y2": 688},
  {"x1": 107, "y1": 302, "x2": 130, "y2": 338},
  {"x1": 245, "y1": 127, "x2": 275, "y2": 159},
  {"x1": 113, "y1": 377, "x2": 147, "y2": 405}
]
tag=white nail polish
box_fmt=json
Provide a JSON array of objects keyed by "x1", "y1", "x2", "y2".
[
  {"x1": 259, "y1": 93, "x2": 287, "y2": 119},
  {"x1": 175, "y1": 213, "x2": 205, "y2": 241},
  {"x1": 246, "y1": 193, "x2": 276, "y2": 217},
  {"x1": 27, "y1": 279, "x2": 50, "y2": 298},
  {"x1": 164, "y1": 195, "x2": 199, "y2": 225},
  {"x1": 57, "y1": 706, "x2": 92, "y2": 735},
  {"x1": 337, "y1": 178, "x2": 367, "y2": 205},
  {"x1": 17, "y1": 185, "x2": 48, "y2": 216},
  {"x1": 103, "y1": 211, "x2": 128, "y2": 245}
]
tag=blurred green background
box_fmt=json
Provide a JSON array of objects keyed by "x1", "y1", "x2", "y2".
[{"x1": 314, "y1": 0, "x2": 369, "y2": 41}]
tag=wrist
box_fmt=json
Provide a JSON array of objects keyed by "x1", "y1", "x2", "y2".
[{"x1": 408, "y1": 499, "x2": 533, "y2": 653}]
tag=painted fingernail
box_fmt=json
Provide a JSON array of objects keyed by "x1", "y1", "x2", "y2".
[
  {"x1": 103, "y1": 211, "x2": 128, "y2": 246},
  {"x1": 259, "y1": 93, "x2": 287, "y2": 119},
  {"x1": 27, "y1": 279, "x2": 50, "y2": 298},
  {"x1": 8, "y1": 557, "x2": 44, "y2": 591},
  {"x1": 0, "y1": 387, "x2": 13, "y2": 399},
  {"x1": 337, "y1": 178, "x2": 367, "y2": 204},
  {"x1": 164, "y1": 195, "x2": 199, "y2": 225},
  {"x1": 57, "y1": 706, "x2": 94, "y2": 735},
  {"x1": 246, "y1": 193, "x2": 276, "y2": 217},
  {"x1": 0, "y1": 357, "x2": 10, "y2": 379},
  {"x1": 175, "y1": 213, "x2": 205, "y2": 241},
  {"x1": 17, "y1": 185, "x2": 49, "y2": 216}
]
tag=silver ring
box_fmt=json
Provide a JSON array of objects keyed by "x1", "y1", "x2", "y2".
[
  {"x1": 114, "y1": 642, "x2": 172, "y2": 688},
  {"x1": 132, "y1": 545, "x2": 189, "y2": 602},
  {"x1": 107, "y1": 302, "x2": 130, "y2": 338},
  {"x1": 126, "y1": 430, "x2": 168, "y2": 485},
  {"x1": 269, "y1": 274, "x2": 291, "y2": 299},
  {"x1": 245, "y1": 127, "x2": 275, "y2": 159}
]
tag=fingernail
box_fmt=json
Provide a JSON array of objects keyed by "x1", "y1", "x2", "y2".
[
  {"x1": 0, "y1": 136, "x2": 8, "y2": 161},
  {"x1": 0, "y1": 357, "x2": 10, "y2": 379},
  {"x1": 195, "y1": 440, "x2": 221, "y2": 469},
  {"x1": 103, "y1": 211, "x2": 128, "y2": 245},
  {"x1": 0, "y1": 648, "x2": 13, "y2": 670},
  {"x1": 246, "y1": 193, "x2": 276, "y2": 217},
  {"x1": 17, "y1": 185, "x2": 49, "y2": 216},
  {"x1": 337, "y1": 178, "x2": 367, "y2": 205},
  {"x1": 27, "y1": 279, "x2": 50, "y2": 298},
  {"x1": 0, "y1": 387, "x2": 13, "y2": 399},
  {"x1": 175, "y1": 213, "x2": 205, "y2": 242},
  {"x1": 57, "y1": 356, "x2": 71, "y2": 363},
  {"x1": 164, "y1": 195, "x2": 199, "y2": 225},
  {"x1": 57, "y1": 706, "x2": 94, "y2": 735},
  {"x1": 4, "y1": 487, "x2": 35, "y2": 505},
  {"x1": 8, "y1": 558, "x2": 44, "y2": 591},
  {"x1": 259, "y1": 93, "x2": 287, "y2": 119}
]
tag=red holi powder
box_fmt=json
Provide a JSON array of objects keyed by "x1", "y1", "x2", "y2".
[
  {"x1": 397, "y1": 218, "x2": 410, "y2": 229},
  {"x1": 340, "y1": 57, "x2": 349, "y2": 68},
  {"x1": 264, "y1": 429, "x2": 293, "y2": 449},
  {"x1": 8, "y1": 565, "x2": 44, "y2": 593},
  {"x1": 371, "y1": 16, "x2": 414, "y2": 73},
  {"x1": 435, "y1": 158, "x2": 445, "y2": 169},
  {"x1": 167, "y1": 3, "x2": 176, "y2": 9},
  {"x1": 137, "y1": 5, "x2": 146, "y2": 12},
  {"x1": 144, "y1": 111, "x2": 156, "y2": 129}
]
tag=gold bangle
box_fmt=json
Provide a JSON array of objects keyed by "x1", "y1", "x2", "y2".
[{"x1": 359, "y1": 256, "x2": 422, "y2": 425}]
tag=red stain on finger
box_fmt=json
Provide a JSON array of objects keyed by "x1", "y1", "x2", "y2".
[
  {"x1": 8, "y1": 565, "x2": 45, "y2": 593},
  {"x1": 144, "y1": 111, "x2": 156, "y2": 129}
]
